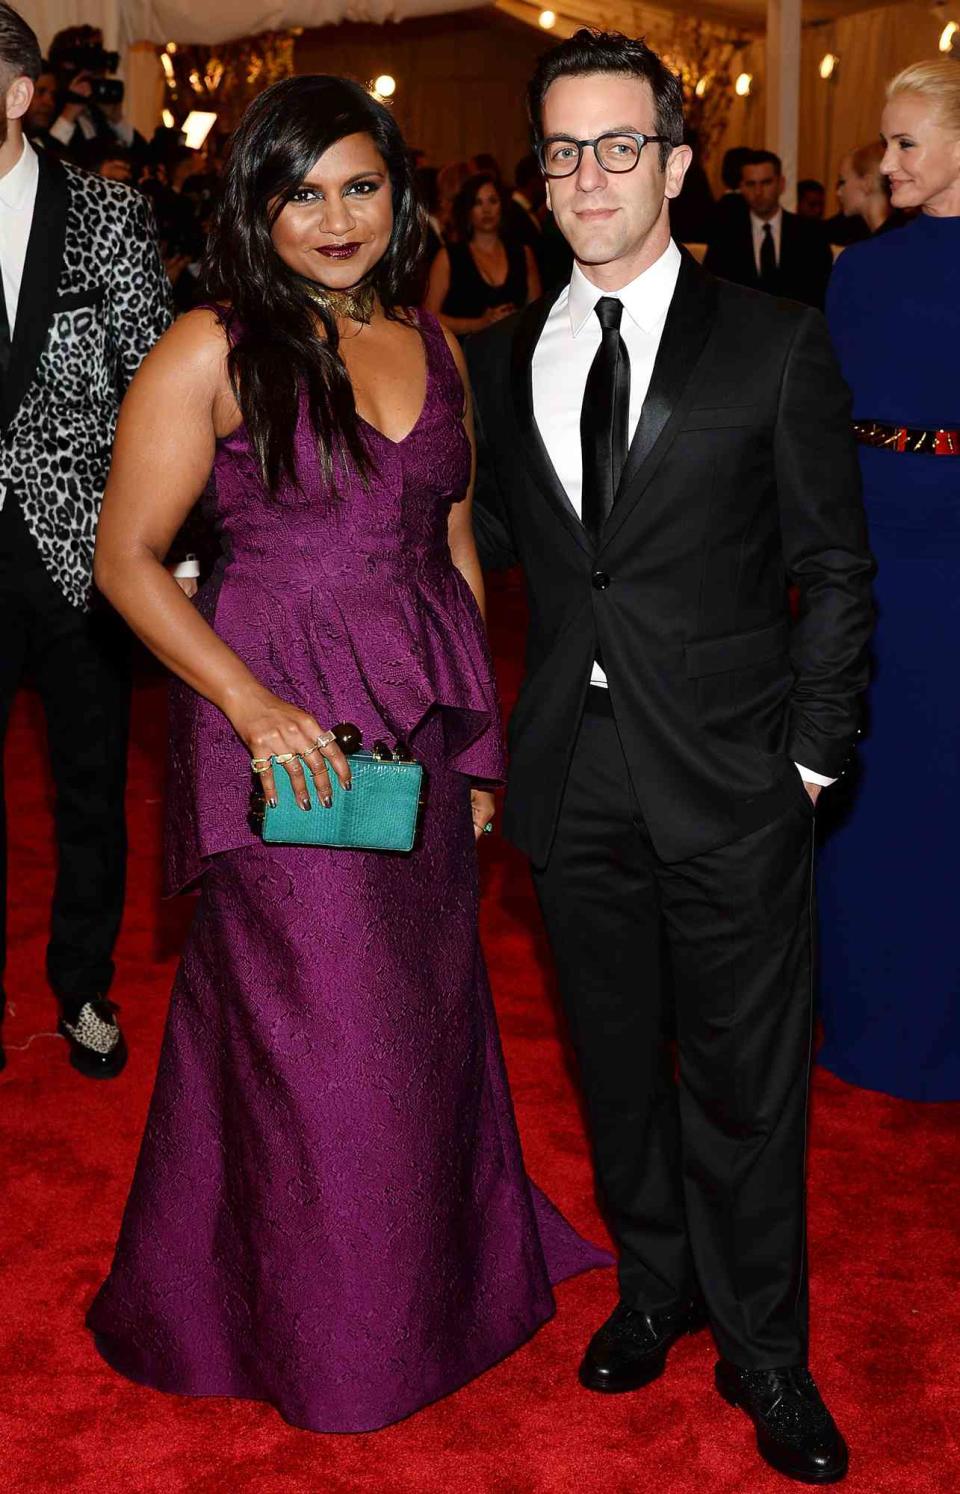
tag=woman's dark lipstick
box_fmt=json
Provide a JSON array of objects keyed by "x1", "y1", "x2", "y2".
[{"x1": 318, "y1": 242, "x2": 362, "y2": 260}]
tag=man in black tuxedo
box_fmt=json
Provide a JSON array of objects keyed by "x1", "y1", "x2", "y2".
[
  {"x1": 0, "y1": 5, "x2": 172, "y2": 1077},
  {"x1": 466, "y1": 30, "x2": 872, "y2": 1485},
  {"x1": 705, "y1": 149, "x2": 834, "y2": 308}
]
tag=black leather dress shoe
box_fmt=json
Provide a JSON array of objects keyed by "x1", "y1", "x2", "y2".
[
  {"x1": 715, "y1": 1361, "x2": 848, "y2": 1484},
  {"x1": 579, "y1": 1299, "x2": 705, "y2": 1393},
  {"x1": 57, "y1": 998, "x2": 128, "y2": 1079}
]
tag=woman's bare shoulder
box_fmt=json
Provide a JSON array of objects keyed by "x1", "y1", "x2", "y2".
[{"x1": 139, "y1": 306, "x2": 232, "y2": 392}]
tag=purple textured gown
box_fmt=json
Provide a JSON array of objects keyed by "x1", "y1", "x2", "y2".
[{"x1": 87, "y1": 310, "x2": 609, "y2": 1433}]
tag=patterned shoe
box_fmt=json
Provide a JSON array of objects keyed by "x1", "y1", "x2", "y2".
[
  {"x1": 58, "y1": 998, "x2": 128, "y2": 1079},
  {"x1": 715, "y1": 1361, "x2": 849, "y2": 1483}
]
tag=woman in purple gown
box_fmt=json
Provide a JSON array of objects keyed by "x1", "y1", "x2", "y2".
[{"x1": 86, "y1": 76, "x2": 607, "y2": 1434}]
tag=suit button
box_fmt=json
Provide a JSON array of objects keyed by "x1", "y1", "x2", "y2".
[{"x1": 592, "y1": 571, "x2": 611, "y2": 590}]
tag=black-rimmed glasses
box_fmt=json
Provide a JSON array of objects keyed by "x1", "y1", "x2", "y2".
[{"x1": 537, "y1": 132, "x2": 670, "y2": 178}]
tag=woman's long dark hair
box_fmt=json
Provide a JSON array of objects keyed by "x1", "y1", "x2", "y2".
[
  {"x1": 204, "y1": 75, "x2": 426, "y2": 492},
  {"x1": 450, "y1": 172, "x2": 507, "y2": 244}
]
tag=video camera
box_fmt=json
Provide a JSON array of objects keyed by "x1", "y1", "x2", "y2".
[{"x1": 53, "y1": 33, "x2": 125, "y2": 108}]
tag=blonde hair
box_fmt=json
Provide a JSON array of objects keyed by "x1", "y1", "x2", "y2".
[
  {"x1": 849, "y1": 139, "x2": 885, "y2": 184},
  {"x1": 886, "y1": 59, "x2": 960, "y2": 137}
]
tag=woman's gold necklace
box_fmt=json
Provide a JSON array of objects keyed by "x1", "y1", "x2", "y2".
[{"x1": 302, "y1": 278, "x2": 376, "y2": 326}]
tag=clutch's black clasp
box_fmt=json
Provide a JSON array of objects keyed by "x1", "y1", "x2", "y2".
[{"x1": 332, "y1": 721, "x2": 363, "y2": 755}]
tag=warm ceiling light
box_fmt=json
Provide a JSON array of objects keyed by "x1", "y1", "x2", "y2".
[
  {"x1": 183, "y1": 110, "x2": 217, "y2": 149},
  {"x1": 162, "y1": 108, "x2": 175, "y2": 128},
  {"x1": 374, "y1": 74, "x2": 396, "y2": 98},
  {"x1": 695, "y1": 75, "x2": 710, "y2": 98},
  {"x1": 165, "y1": 42, "x2": 177, "y2": 54},
  {"x1": 160, "y1": 53, "x2": 175, "y2": 81},
  {"x1": 819, "y1": 52, "x2": 839, "y2": 80},
  {"x1": 735, "y1": 72, "x2": 753, "y2": 97},
  {"x1": 940, "y1": 20, "x2": 958, "y2": 52},
  {"x1": 539, "y1": 9, "x2": 557, "y2": 26}
]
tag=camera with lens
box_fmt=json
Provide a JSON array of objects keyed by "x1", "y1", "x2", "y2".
[{"x1": 51, "y1": 28, "x2": 125, "y2": 109}]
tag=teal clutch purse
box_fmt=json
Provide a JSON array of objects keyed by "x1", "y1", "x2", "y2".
[{"x1": 256, "y1": 727, "x2": 424, "y2": 853}]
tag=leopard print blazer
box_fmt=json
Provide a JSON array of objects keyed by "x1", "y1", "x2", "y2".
[{"x1": 1, "y1": 154, "x2": 173, "y2": 609}]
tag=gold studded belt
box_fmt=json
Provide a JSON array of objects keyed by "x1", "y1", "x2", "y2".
[{"x1": 853, "y1": 421, "x2": 960, "y2": 455}]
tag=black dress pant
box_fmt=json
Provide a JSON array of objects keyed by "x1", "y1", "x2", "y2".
[
  {"x1": 533, "y1": 692, "x2": 816, "y2": 1369},
  {"x1": 0, "y1": 501, "x2": 130, "y2": 1012}
]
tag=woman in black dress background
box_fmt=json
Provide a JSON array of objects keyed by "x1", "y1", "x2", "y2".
[{"x1": 426, "y1": 171, "x2": 540, "y2": 337}]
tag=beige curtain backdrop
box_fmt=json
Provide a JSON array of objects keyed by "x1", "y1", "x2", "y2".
[
  {"x1": 712, "y1": 4, "x2": 951, "y2": 199},
  {"x1": 19, "y1": 0, "x2": 955, "y2": 199},
  {"x1": 296, "y1": 12, "x2": 546, "y2": 169}
]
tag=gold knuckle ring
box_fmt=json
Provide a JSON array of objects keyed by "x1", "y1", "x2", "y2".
[
  {"x1": 250, "y1": 757, "x2": 272, "y2": 773},
  {"x1": 302, "y1": 743, "x2": 321, "y2": 757},
  {"x1": 316, "y1": 731, "x2": 337, "y2": 750},
  {"x1": 274, "y1": 752, "x2": 296, "y2": 765}
]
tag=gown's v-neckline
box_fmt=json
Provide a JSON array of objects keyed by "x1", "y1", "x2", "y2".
[{"x1": 355, "y1": 318, "x2": 433, "y2": 448}]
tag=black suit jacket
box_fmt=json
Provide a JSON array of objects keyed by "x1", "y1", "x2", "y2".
[
  {"x1": 466, "y1": 254, "x2": 874, "y2": 867},
  {"x1": 704, "y1": 207, "x2": 833, "y2": 309}
]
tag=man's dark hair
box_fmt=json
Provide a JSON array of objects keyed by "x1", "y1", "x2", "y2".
[
  {"x1": 797, "y1": 178, "x2": 824, "y2": 196},
  {"x1": 0, "y1": 3, "x2": 42, "y2": 84},
  {"x1": 745, "y1": 149, "x2": 783, "y2": 177},
  {"x1": 720, "y1": 146, "x2": 753, "y2": 190},
  {"x1": 527, "y1": 29, "x2": 684, "y2": 170}
]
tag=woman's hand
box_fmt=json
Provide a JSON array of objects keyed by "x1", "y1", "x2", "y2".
[
  {"x1": 482, "y1": 303, "x2": 515, "y2": 326},
  {"x1": 470, "y1": 788, "x2": 496, "y2": 843},
  {"x1": 228, "y1": 686, "x2": 352, "y2": 810}
]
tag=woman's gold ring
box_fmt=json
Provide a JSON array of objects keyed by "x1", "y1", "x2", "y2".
[
  {"x1": 302, "y1": 743, "x2": 321, "y2": 758},
  {"x1": 316, "y1": 731, "x2": 337, "y2": 750},
  {"x1": 250, "y1": 756, "x2": 271, "y2": 773},
  {"x1": 274, "y1": 752, "x2": 296, "y2": 765}
]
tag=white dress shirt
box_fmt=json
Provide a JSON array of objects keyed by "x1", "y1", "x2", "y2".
[
  {"x1": 0, "y1": 137, "x2": 40, "y2": 334},
  {"x1": 751, "y1": 208, "x2": 782, "y2": 275},
  {"x1": 530, "y1": 238, "x2": 831, "y2": 788},
  {"x1": 533, "y1": 240, "x2": 682, "y2": 687}
]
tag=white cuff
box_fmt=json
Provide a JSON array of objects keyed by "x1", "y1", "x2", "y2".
[
  {"x1": 794, "y1": 762, "x2": 836, "y2": 788},
  {"x1": 171, "y1": 555, "x2": 200, "y2": 579},
  {"x1": 49, "y1": 115, "x2": 74, "y2": 146}
]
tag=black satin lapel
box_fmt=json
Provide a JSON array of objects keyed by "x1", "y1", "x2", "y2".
[
  {"x1": 510, "y1": 291, "x2": 593, "y2": 557},
  {"x1": 3, "y1": 153, "x2": 68, "y2": 429},
  {"x1": 600, "y1": 254, "x2": 719, "y2": 551}
]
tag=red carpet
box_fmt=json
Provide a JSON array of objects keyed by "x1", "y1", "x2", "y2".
[{"x1": 2, "y1": 571, "x2": 958, "y2": 1493}]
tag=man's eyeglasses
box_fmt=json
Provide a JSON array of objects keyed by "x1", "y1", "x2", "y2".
[{"x1": 537, "y1": 132, "x2": 671, "y2": 179}]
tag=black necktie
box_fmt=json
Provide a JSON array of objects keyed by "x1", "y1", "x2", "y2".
[
  {"x1": 580, "y1": 296, "x2": 631, "y2": 544},
  {"x1": 759, "y1": 222, "x2": 777, "y2": 290}
]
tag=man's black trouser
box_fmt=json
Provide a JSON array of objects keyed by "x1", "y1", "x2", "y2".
[
  {"x1": 0, "y1": 500, "x2": 130, "y2": 1014},
  {"x1": 532, "y1": 689, "x2": 816, "y2": 1369}
]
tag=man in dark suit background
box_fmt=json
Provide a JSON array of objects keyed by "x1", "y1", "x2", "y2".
[
  {"x1": 467, "y1": 29, "x2": 872, "y2": 1485},
  {"x1": 705, "y1": 148, "x2": 834, "y2": 308},
  {"x1": 0, "y1": 4, "x2": 172, "y2": 1078}
]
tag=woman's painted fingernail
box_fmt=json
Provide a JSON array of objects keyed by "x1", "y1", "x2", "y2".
[
  {"x1": 322, "y1": 795, "x2": 333, "y2": 809},
  {"x1": 267, "y1": 797, "x2": 278, "y2": 809},
  {"x1": 344, "y1": 780, "x2": 352, "y2": 791},
  {"x1": 300, "y1": 796, "x2": 312, "y2": 810}
]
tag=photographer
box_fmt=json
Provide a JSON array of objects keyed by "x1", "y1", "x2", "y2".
[{"x1": 45, "y1": 25, "x2": 145, "y2": 165}]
